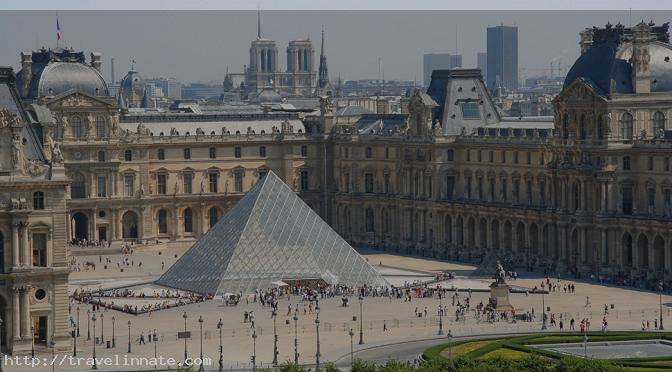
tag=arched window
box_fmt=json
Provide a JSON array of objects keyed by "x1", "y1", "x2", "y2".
[
  {"x1": 622, "y1": 112, "x2": 633, "y2": 139},
  {"x1": 562, "y1": 114, "x2": 569, "y2": 139},
  {"x1": 98, "y1": 151, "x2": 105, "y2": 162},
  {"x1": 158, "y1": 210, "x2": 167, "y2": 234},
  {"x1": 71, "y1": 116, "x2": 83, "y2": 138},
  {"x1": 95, "y1": 116, "x2": 107, "y2": 138},
  {"x1": 33, "y1": 191, "x2": 45, "y2": 209},
  {"x1": 365, "y1": 208, "x2": 375, "y2": 233},
  {"x1": 71, "y1": 173, "x2": 86, "y2": 199},
  {"x1": 579, "y1": 114, "x2": 586, "y2": 140},
  {"x1": 653, "y1": 111, "x2": 665, "y2": 135},
  {"x1": 597, "y1": 114, "x2": 604, "y2": 140},
  {"x1": 209, "y1": 207, "x2": 219, "y2": 228},
  {"x1": 183, "y1": 208, "x2": 193, "y2": 233},
  {"x1": 124, "y1": 150, "x2": 132, "y2": 161}
]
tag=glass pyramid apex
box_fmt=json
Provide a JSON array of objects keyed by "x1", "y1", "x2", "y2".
[{"x1": 156, "y1": 171, "x2": 388, "y2": 295}]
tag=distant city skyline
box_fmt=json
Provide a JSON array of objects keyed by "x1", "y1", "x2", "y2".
[{"x1": 0, "y1": 10, "x2": 670, "y2": 83}]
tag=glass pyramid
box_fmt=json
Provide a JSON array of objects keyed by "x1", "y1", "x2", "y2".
[{"x1": 156, "y1": 171, "x2": 388, "y2": 295}]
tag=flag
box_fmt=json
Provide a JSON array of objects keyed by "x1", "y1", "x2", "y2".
[{"x1": 56, "y1": 17, "x2": 61, "y2": 41}]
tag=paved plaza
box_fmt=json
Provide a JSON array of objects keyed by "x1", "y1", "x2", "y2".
[{"x1": 9, "y1": 243, "x2": 672, "y2": 371}]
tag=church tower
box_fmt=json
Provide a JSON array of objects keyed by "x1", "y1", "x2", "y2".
[
  {"x1": 314, "y1": 26, "x2": 334, "y2": 96},
  {"x1": 246, "y1": 10, "x2": 278, "y2": 94}
]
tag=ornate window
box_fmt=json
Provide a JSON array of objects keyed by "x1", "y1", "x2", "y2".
[
  {"x1": 209, "y1": 207, "x2": 219, "y2": 228},
  {"x1": 32, "y1": 233, "x2": 48, "y2": 267},
  {"x1": 183, "y1": 173, "x2": 193, "y2": 194},
  {"x1": 71, "y1": 173, "x2": 86, "y2": 199},
  {"x1": 653, "y1": 111, "x2": 665, "y2": 135},
  {"x1": 259, "y1": 146, "x2": 266, "y2": 157},
  {"x1": 71, "y1": 116, "x2": 84, "y2": 138},
  {"x1": 446, "y1": 149, "x2": 454, "y2": 161},
  {"x1": 98, "y1": 151, "x2": 105, "y2": 162},
  {"x1": 183, "y1": 148, "x2": 191, "y2": 160},
  {"x1": 300, "y1": 170, "x2": 309, "y2": 191},
  {"x1": 365, "y1": 147, "x2": 373, "y2": 158},
  {"x1": 157, "y1": 174, "x2": 167, "y2": 194},
  {"x1": 95, "y1": 116, "x2": 107, "y2": 138},
  {"x1": 33, "y1": 191, "x2": 45, "y2": 209},
  {"x1": 97, "y1": 175, "x2": 107, "y2": 197},
  {"x1": 622, "y1": 112, "x2": 633, "y2": 139},
  {"x1": 209, "y1": 172, "x2": 218, "y2": 193},
  {"x1": 157, "y1": 149, "x2": 165, "y2": 160},
  {"x1": 158, "y1": 210, "x2": 167, "y2": 234},
  {"x1": 234, "y1": 147, "x2": 241, "y2": 158},
  {"x1": 209, "y1": 147, "x2": 216, "y2": 159},
  {"x1": 234, "y1": 172, "x2": 243, "y2": 192},
  {"x1": 301, "y1": 145, "x2": 308, "y2": 157},
  {"x1": 124, "y1": 175, "x2": 134, "y2": 197},
  {"x1": 124, "y1": 150, "x2": 132, "y2": 161},
  {"x1": 183, "y1": 208, "x2": 193, "y2": 233},
  {"x1": 365, "y1": 208, "x2": 375, "y2": 233},
  {"x1": 623, "y1": 156, "x2": 631, "y2": 170},
  {"x1": 365, "y1": 173, "x2": 374, "y2": 193}
]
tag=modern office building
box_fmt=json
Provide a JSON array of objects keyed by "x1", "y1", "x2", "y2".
[
  {"x1": 487, "y1": 25, "x2": 518, "y2": 93},
  {"x1": 477, "y1": 52, "x2": 487, "y2": 80},
  {"x1": 423, "y1": 53, "x2": 462, "y2": 87}
]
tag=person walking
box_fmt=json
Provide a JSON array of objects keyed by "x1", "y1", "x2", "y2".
[{"x1": 383, "y1": 320, "x2": 388, "y2": 332}]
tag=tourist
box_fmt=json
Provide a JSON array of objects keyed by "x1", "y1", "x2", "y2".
[
  {"x1": 139, "y1": 332, "x2": 145, "y2": 344},
  {"x1": 383, "y1": 320, "x2": 388, "y2": 332}
]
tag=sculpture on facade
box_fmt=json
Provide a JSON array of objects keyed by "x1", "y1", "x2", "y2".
[
  {"x1": 11, "y1": 134, "x2": 24, "y2": 171},
  {"x1": 51, "y1": 142, "x2": 64, "y2": 165}
]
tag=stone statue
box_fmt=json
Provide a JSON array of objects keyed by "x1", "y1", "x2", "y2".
[
  {"x1": 11, "y1": 134, "x2": 24, "y2": 171},
  {"x1": 495, "y1": 260, "x2": 506, "y2": 284},
  {"x1": 51, "y1": 143, "x2": 64, "y2": 165},
  {"x1": 200, "y1": 180, "x2": 205, "y2": 194},
  {"x1": 174, "y1": 181, "x2": 179, "y2": 195}
]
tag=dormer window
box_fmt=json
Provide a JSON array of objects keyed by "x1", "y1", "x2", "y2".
[{"x1": 461, "y1": 101, "x2": 481, "y2": 119}]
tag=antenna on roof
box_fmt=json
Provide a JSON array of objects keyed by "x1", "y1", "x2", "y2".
[{"x1": 257, "y1": 7, "x2": 262, "y2": 39}]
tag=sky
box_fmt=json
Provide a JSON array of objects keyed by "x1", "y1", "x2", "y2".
[{"x1": 0, "y1": 10, "x2": 670, "y2": 83}]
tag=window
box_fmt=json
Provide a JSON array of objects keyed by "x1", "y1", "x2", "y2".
[
  {"x1": 446, "y1": 149, "x2": 454, "y2": 161},
  {"x1": 71, "y1": 116, "x2": 83, "y2": 138},
  {"x1": 648, "y1": 157, "x2": 654, "y2": 171},
  {"x1": 234, "y1": 147, "x2": 241, "y2": 158},
  {"x1": 209, "y1": 147, "x2": 217, "y2": 159},
  {"x1": 540, "y1": 152, "x2": 545, "y2": 165},
  {"x1": 648, "y1": 188, "x2": 655, "y2": 210},
  {"x1": 32, "y1": 233, "x2": 47, "y2": 267},
  {"x1": 384, "y1": 173, "x2": 390, "y2": 194},
  {"x1": 514, "y1": 179, "x2": 520, "y2": 203},
  {"x1": 623, "y1": 156, "x2": 631, "y2": 170},
  {"x1": 234, "y1": 172, "x2": 243, "y2": 192},
  {"x1": 300, "y1": 170, "x2": 309, "y2": 191},
  {"x1": 95, "y1": 116, "x2": 106, "y2": 138},
  {"x1": 526, "y1": 180, "x2": 533, "y2": 204},
  {"x1": 365, "y1": 147, "x2": 373, "y2": 159},
  {"x1": 489, "y1": 178, "x2": 495, "y2": 201},
  {"x1": 157, "y1": 174, "x2": 167, "y2": 194},
  {"x1": 446, "y1": 176, "x2": 455, "y2": 200},
  {"x1": 653, "y1": 111, "x2": 665, "y2": 135},
  {"x1": 466, "y1": 176, "x2": 472, "y2": 199},
  {"x1": 97, "y1": 151, "x2": 105, "y2": 162},
  {"x1": 124, "y1": 150, "x2": 132, "y2": 161},
  {"x1": 33, "y1": 191, "x2": 44, "y2": 210},
  {"x1": 514, "y1": 152, "x2": 519, "y2": 164},
  {"x1": 365, "y1": 173, "x2": 374, "y2": 193},
  {"x1": 183, "y1": 173, "x2": 193, "y2": 194},
  {"x1": 666, "y1": 157, "x2": 670, "y2": 172},
  {"x1": 71, "y1": 173, "x2": 86, "y2": 199},
  {"x1": 622, "y1": 187, "x2": 633, "y2": 215},
  {"x1": 526, "y1": 152, "x2": 532, "y2": 165},
  {"x1": 562, "y1": 114, "x2": 569, "y2": 139},
  {"x1": 209, "y1": 173, "x2": 218, "y2": 193},
  {"x1": 158, "y1": 210, "x2": 167, "y2": 234},
  {"x1": 124, "y1": 175, "x2": 134, "y2": 197},
  {"x1": 466, "y1": 150, "x2": 471, "y2": 162},
  {"x1": 597, "y1": 115, "x2": 604, "y2": 140},
  {"x1": 183, "y1": 209, "x2": 193, "y2": 233},
  {"x1": 501, "y1": 180, "x2": 508, "y2": 202},
  {"x1": 622, "y1": 112, "x2": 633, "y2": 139},
  {"x1": 301, "y1": 145, "x2": 308, "y2": 157},
  {"x1": 501, "y1": 151, "x2": 506, "y2": 163},
  {"x1": 461, "y1": 101, "x2": 481, "y2": 119},
  {"x1": 477, "y1": 150, "x2": 482, "y2": 162},
  {"x1": 579, "y1": 114, "x2": 586, "y2": 140},
  {"x1": 157, "y1": 149, "x2": 165, "y2": 160},
  {"x1": 385, "y1": 147, "x2": 390, "y2": 159},
  {"x1": 539, "y1": 181, "x2": 546, "y2": 207},
  {"x1": 477, "y1": 177, "x2": 483, "y2": 200},
  {"x1": 365, "y1": 208, "x2": 375, "y2": 233},
  {"x1": 259, "y1": 146, "x2": 266, "y2": 157},
  {"x1": 97, "y1": 176, "x2": 107, "y2": 197},
  {"x1": 183, "y1": 148, "x2": 191, "y2": 159},
  {"x1": 209, "y1": 207, "x2": 219, "y2": 228}
]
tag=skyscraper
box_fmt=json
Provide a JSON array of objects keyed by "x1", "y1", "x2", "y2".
[
  {"x1": 486, "y1": 25, "x2": 518, "y2": 93},
  {"x1": 477, "y1": 52, "x2": 487, "y2": 80},
  {"x1": 423, "y1": 53, "x2": 462, "y2": 87}
]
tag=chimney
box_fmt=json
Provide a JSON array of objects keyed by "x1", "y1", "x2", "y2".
[
  {"x1": 90, "y1": 52, "x2": 102, "y2": 72},
  {"x1": 20, "y1": 52, "x2": 32, "y2": 97},
  {"x1": 631, "y1": 21, "x2": 655, "y2": 94},
  {"x1": 579, "y1": 28, "x2": 593, "y2": 54}
]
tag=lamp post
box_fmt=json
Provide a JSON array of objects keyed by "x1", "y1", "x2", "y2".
[
  {"x1": 438, "y1": 291, "x2": 444, "y2": 335},
  {"x1": 153, "y1": 330, "x2": 157, "y2": 372},
  {"x1": 348, "y1": 328, "x2": 354, "y2": 368},
  {"x1": 100, "y1": 313, "x2": 104, "y2": 345},
  {"x1": 73, "y1": 323, "x2": 77, "y2": 357},
  {"x1": 76, "y1": 307, "x2": 80, "y2": 337},
  {"x1": 111, "y1": 316, "x2": 116, "y2": 348},
  {"x1": 127, "y1": 320, "x2": 131, "y2": 353},
  {"x1": 293, "y1": 310, "x2": 299, "y2": 365},
  {"x1": 659, "y1": 280, "x2": 665, "y2": 330},
  {"x1": 541, "y1": 290, "x2": 548, "y2": 330},
  {"x1": 272, "y1": 310, "x2": 278, "y2": 366},
  {"x1": 30, "y1": 325, "x2": 34, "y2": 359},
  {"x1": 198, "y1": 316, "x2": 204, "y2": 372},
  {"x1": 358, "y1": 295, "x2": 364, "y2": 345},
  {"x1": 182, "y1": 312, "x2": 188, "y2": 363},
  {"x1": 50, "y1": 337, "x2": 55, "y2": 372},
  {"x1": 87, "y1": 310, "x2": 91, "y2": 341},
  {"x1": 315, "y1": 305, "x2": 321, "y2": 370},
  {"x1": 251, "y1": 330, "x2": 257, "y2": 372},
  {"x1": 217, "y1": 319, "x2": 224, "y2": 372},
  {"x1": 92, "y1": 313, "x2": 98, "y2": 370}
]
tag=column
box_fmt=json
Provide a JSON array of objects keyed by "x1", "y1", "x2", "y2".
[
  {"x1": 92, "y1": 210, "x2": 98, "y2": 241},
  {"x1": 109, "y1": 209, "x2": 116, "y2": 240},
  {"x1": 137, "y1": 209, "x2": 144, "y2": 241},
  {"x1": 601, "y1": 228, "x2": 608, "y2": 266},
  {"x1": 12, "y1": 222, "x2": 19, "y2": 267},
  {"x1": 172, "y1": 207, "x2": 179, "y2": 240},
  {"x1": 21, "y1": 288, "x2": 30, "y2": 338},
  {"x1": 579, "y1": 179, "x2": 586, "y2": 211},
  {"x1": 12, "y1": 288, "x2": 20, "y2": 340},
  {"x1": 21, "y1": 223, "x2": 30, "y2": 267}
]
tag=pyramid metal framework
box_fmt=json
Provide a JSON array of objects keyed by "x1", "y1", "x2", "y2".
[{"x1": 156, "y1": 171, "x2": 388, "y2": 295}]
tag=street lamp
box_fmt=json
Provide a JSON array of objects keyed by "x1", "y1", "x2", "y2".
[
  {"x1": 293, "y1": 310, "x2": 299, "y2": 366},
  {"x1": 182, "y1": 312, "x2": 188, "y2": 363},
  {"x1": 76, "y1": 307, "x2": 80, "y2": 337},
  {"x1": 315, "y1": 305, "x2": 321, "y2": 370},
  {"x1": 659, "y1": 280, "x2": 665, "y2": 330},
  {"x1": 87, "y1": 310, "x2": 91, "y2": 341},
  {"x1": 348, "y1": 328, "x2": 354, "y2": 368},
  {"x1": 30, "y1": 325, "x2": 34, "y2": 358},
  {"x1": 50, "y1": 337, "x2": 55, "y2": 372},
  {"x1": 198, "y1": 316, "x2": 204, "y2": 372},
  {"x1": 217, "y1": 319, "x2": 224, "y2": 372},
  {"x1": 358, "y1": 295, "x2": 365, "y2": 345},
  {"x1": 127, "y1": 320, "x2": 132, "y2": 353},
  {"x1": 251, "y1": 330, "x2": 257, "y2": 372},
  {"x1": 73, "y1": 322, "x2": 77, "y2": 357},
  {"x1": 541, "y1": 290, "x2": 548, "y2": 330},
  {"x1": 92, "y1": 313, "x2": 98, "y2": 370},
  {"x1": 100, "y1": 313, "x2": 105, "y2": 345},
  {"x1": 438, "y1": 291, "x2": 444, "y2": 336},
  {"x1": 272, "y1": 310, "x2": 278, "y2": 366},
  {"x1": 153, "y1": 330, "x2": 157, "y2": 372},
  {"x1": 111, "y1": 316, "x2": 116, "y2": 348}
]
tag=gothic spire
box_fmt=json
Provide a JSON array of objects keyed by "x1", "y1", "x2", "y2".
[{"x1": 318, "y1": 25, "x2": 329, "y2": 88}]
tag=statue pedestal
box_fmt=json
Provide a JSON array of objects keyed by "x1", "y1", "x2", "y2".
[{"x1": 490, "y1": 282, "x2": 514, "y2": 311}]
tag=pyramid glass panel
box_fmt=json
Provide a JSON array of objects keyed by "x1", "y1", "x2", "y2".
[{"x1": 156, "y1": 171, "x2": 388, "y2": 295}]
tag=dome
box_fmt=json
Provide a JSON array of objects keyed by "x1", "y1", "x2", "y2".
[
  {"x1": 119, "y1": 70, "x2": 147, "y2": 108},
  {"x1": 616, "y1": 41, "x2": 672, "y2": 92}
]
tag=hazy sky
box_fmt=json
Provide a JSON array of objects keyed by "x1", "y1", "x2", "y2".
[{"x1": 0, "y1": 10, "x2": 670, "y2": 83}]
